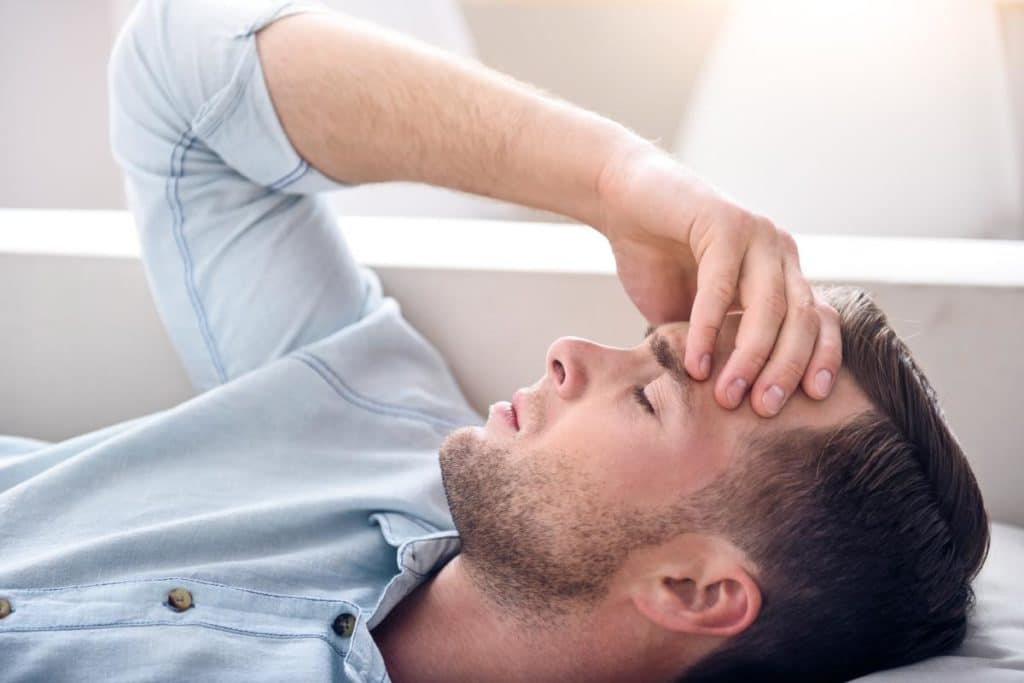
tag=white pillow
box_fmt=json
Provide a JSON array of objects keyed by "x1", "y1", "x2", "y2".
[{"x1": 854, "y1": 522, "x2": 1024, "y2": 681}]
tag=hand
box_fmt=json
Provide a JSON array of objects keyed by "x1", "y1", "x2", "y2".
[{"x1": 595, "y1": 143, "x2": 841, "y2": 417}]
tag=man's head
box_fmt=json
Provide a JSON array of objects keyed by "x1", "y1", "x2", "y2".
[{"x1": 438, "y1": 284, "x2": 989, "y2": 681}]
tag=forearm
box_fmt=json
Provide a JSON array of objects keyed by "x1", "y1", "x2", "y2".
[{"x1": 256, "y1": 11, "x2": 651, "y2": 228}]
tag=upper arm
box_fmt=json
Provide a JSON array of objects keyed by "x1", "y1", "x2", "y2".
[{"x1": 108, "y1": 0, "x2": 381, "y2": 392}]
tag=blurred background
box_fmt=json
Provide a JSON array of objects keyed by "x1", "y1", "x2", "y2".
[
  {"x1": 3, "y1": 0, "x2": 1024, "y2": 523},
  {"x1": 2, "y1": 0, "x2": 1022, "y2": 240}
]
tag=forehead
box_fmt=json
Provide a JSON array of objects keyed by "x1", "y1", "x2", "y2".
[{"x1": 653, "y1": 315, "x2": 874, "y2": 431}]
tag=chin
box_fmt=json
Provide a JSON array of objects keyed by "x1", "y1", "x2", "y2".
[
  {"x1": 444, "y1": 424, "x2": 485, "y2": 447},
  {"x1": 439, "y1": 426, "x2": 483, "y2": 464},
  {"x1": 438, "y1": 425, "x2": 513, "y2": 490}
]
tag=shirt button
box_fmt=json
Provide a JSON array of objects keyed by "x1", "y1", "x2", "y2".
[
  {"x1": 0, "y1": 598, "x2": 11, "y2": 619},
  {"x1": 166, "y1": 588, "x2": 194, "y2": 612},
  {"x1": 331, "y1": 612, "x2": 356, "y2": 638}
]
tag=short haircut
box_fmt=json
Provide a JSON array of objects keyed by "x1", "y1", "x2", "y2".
[{"x1": 679, "y1": 284, "x2": 990, "y2": 682}]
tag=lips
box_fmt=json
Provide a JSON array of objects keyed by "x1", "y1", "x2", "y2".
[{"x1": 511, "y1": 391, "x2": 523, "y2": 431}]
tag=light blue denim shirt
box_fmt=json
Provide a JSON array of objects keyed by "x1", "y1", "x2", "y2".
[{"x1": 0, "y1": 1, "x2": 483, "y2": 680}]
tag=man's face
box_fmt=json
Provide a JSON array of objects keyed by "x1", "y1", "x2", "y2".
[{"x1": 439, "y1": 313, "x2": 871, "y2": 621}]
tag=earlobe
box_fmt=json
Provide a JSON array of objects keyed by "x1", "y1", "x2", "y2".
[{"x1": 632, "y1": 567, "x2": 761, "y2": 639}]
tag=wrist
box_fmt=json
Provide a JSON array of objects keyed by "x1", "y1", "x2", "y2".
[
  {"x1": 594, "y1": 139, "x2": 727, "y2": 258},
  {"x1": 527, "y1": 112, "x2": 641, "y2": 229},
  {"x1": 592, "y1": 136, "x2": 660, "y2": 236}
]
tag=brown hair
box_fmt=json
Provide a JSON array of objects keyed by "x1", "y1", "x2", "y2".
[{"x1": 678, "y1": 284, "x2": 990, "y2": 682}]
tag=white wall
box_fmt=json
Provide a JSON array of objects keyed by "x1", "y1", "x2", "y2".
[
  {"x1": 459, "y1": 0, "x2": 730, "y2": 149},
  {"x1": 0, "y1": 1, "x2": 123, "y2": 209},
  {"x1": 0, "y1": 0, "x2": 728, "y2": 212},
  {"x1": 678, "y1": 0, "x2": 1024, "y2": 240},
  {"x1": 2, "y1": 0, "x2": 1021, "y2": 240},
  {"x1": 0, "y1": 0, "x2": 548, "y2": 220}
]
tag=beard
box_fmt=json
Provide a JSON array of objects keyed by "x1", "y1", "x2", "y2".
[{"x1": 438, "y1": 426, "x2": 675, "y2": 625}]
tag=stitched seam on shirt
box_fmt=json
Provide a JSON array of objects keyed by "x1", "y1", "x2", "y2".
[
  {"x1": 375, "y1": 512, "x2": 431, "y2": 540},
  {"x1": 166, "y1": 127, "x2": 229, "y2": 384},
  {"x1": 390, "y1": 514, "x2": 437, "y2": 536},
  {"x1": 202, "y1": 9, "x2": 320, "y2": 141},
  {"x1": 0, "y1": 620, "x2": 347, "y2": 658},
  {"x1": 10, "y1": 576, "x2": 356, "y2": 606},
  {"x1": 372, "y1": 516, "x2": 438, "y2": 566},
  {"x1": 268, "y1": 159, "x2": 309, "y2": 190},
  {"x1": 401, "y1": 566, "x2": 427, "y2": 579},
  {"x1": 364, "y1": 572, "x2": 412, "y2": 628},
  {"x1": 292, "y1": 351, "x2": 463, "y2": 431},
  {"x1": 192, "y1": 40, "x2": 256, "y2": 140}
]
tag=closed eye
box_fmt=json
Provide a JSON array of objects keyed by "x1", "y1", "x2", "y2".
[{"x1": 633, "y1": 385, "x2": 656, "y2": 415}]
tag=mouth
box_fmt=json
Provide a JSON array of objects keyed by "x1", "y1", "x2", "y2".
[
  {"x1": 488, "y1": 395, "x2": 520, "y2": 433},
  {"x1": 511, "y1": 390, "x2": 523, "y2": 431}
]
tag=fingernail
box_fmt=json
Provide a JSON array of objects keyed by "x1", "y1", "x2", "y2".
[
  {"x1": 815, "y1": 369, "x2": 833, "y2": 396},
  {"x1": 699, "y1": 353, "x2": 711, "y2": 379},
  {"x1": 763, "y1": 384, "x2": 785, "y2": 415},
  {"x1": 726, "y1": 378, "x2": 748, "y2": 407}
]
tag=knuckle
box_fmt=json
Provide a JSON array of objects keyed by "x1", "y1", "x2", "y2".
[
  {"x1": 792, "y1": 291, "x2": 816, "y2": 314},
  {"x1": 793, "y1": 298, "x2": 819, "y2": 327},
  {"x1": 764, "y1": 290, "x2": 788, "y2": 320},
  {"x1": 741, "y1": 347, "x2": 772, "y2": 372},
  {"x1": 816, "y1": 336, "x2": 843, "y2": 360},
  {"x1": 757, "y1": 216, "x2": 780, "y2": 239},
  {"x1": 747, "y1": 210, "x2": 768, "y2": 230},
  {"x1": 707, "y1": 202, "x2": 742, "y2": 231},
  {"x1": 817, "y1": 301, "x2": 841, "y2": 322},
  {"x1": 707, "y1": 278, "x2": 736, "y2": 308},
  {"x1": 695, "y1": 322, "x2": 722, "y2": 346},
  {"x1": 720, "y1": 204, "x2": 745, "y2": 226},
  {"x1": 729, "y1": 208, "x2": 759, "y2": 240},
  {"x1": 688, "y1": 319, "x2": 720, "y2": 348},
  {"x1": 775, "y1": 228, "x2": 799, "y2": 255},
  {"x1": 697, "y1": 319, "x2": 722, "y2": 335},
  {"x1": 774, "y1": 356, "x2": 808, "y2": 383}
]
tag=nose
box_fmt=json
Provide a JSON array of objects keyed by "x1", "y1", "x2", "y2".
[{"x1": 545, "y1": 336, "x2": 621, "y2": 400}]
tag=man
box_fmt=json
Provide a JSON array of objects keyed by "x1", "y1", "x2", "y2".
[{"x1": 0, "y1": 1, "x2": 988, "y2": 682}]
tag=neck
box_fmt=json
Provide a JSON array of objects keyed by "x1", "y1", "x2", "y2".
[{"x1": 370, "y1": 554, "x2": 686, "y2": 683}]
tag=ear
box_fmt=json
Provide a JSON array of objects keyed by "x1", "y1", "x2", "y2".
[{"x1": 630, "y1": 543, "x2": 762, "y2": 638}]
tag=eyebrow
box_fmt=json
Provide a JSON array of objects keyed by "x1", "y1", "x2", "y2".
[{"x1": 647, "y1": 328, "x2": 694, "y2": 415}]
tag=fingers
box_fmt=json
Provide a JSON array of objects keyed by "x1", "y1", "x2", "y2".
[
  {"x1": 683, "y1": 223, "x2": 746, "y2": 382},
  {"x1": 745, "y1": 247, "x2": 821, "y2": 417},
  {"x1": 712, "y1": 233, "x2": 790, "y2": 413},
  {"x1": 800, "y1": 288, "x2": 842, "y2": 401},
  {"x1": 682, "y1": 211, "x2": 840, "y2": 418}
]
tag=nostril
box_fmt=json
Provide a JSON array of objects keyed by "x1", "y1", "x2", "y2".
[{"x1": 553, "y1": 359, "x2": 566, "y2": 384}]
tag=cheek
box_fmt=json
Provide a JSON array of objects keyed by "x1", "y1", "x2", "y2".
[
  {"x1": 553, "y1": 422, "x2": 689, "y2": 505},
  {"x1": 534, "y1": 411, "x2": 649, "y2": 491},
  {"x1": 604, "y1": 430, "x2": 727, "y2": 507},
  {"x1": 608, "y1": 456, "x2": 671, "y2": 501},
  {"x1": 530, "y1": 404, "x2": 724, "y2": 508}
]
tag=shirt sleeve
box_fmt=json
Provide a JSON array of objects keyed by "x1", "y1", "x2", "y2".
[{"x1": 108, "y1": 0, "x2": 383, "y2": 392}]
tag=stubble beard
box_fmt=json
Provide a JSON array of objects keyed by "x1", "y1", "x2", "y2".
[{"x1": 437, "y1": 426, "x2": 670, "y2": 626}]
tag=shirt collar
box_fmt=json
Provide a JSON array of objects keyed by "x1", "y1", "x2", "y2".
[{"x1": 345, "y1": 513, "x2": 462, "y2": 681}]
